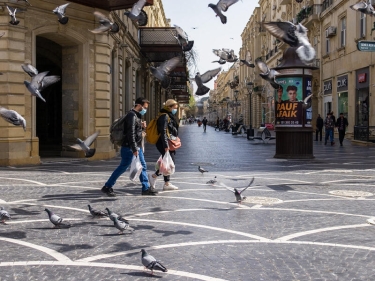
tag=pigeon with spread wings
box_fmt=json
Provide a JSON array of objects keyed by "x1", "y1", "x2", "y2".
[
  {"x1": 240, "y1": 50, "x2": 255, "y2": 68},
  {"x1": 69, "y1": 131, "x2": 100, "y2": 158},
  {"x1": 173, "y1": 24, "x2": 194, "y2": 52},
  {"x1": 222, "y1": 177, "x2": 255, "y2": 203},
  {"x1": 350, "y1": 0, "x2": 375, "y2": 16},
  {"x1": 255, "y1": 59, "x2": 281, "y2": 90},
  {"x1": 208, "y1": 0, "x2": 240, "y2": 24},
  {"x1": 124, "y1": 0, "x2": 148, "y2": 26},
  {"x1": 89, "y1": 12, "x2": 119, "y2": 34},
  {"x1": 53, "y1": 3, "x2": 70, "y2": 25},
  {"x1": 194, "y1": 67, "x2": 221, "y2": 96},
  {"x1": 150, "y1": 56, "x2": 180, "y2": 89},
  {"x1": 0, "y1": 107, "x2": 26, "y2": 131},
  {"x1": 7, "y1": 6, "x2": 20, "y2": 25}
]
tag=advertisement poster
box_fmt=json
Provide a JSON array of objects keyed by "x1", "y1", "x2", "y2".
[
  {"x1": 274, "y1": 77, "x2": 303, "y2": 127},
  {"x1": 305, "y1": 77, "x2": 312, "y2": 127}
]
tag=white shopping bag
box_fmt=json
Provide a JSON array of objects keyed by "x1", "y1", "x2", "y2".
[
  {"x1": 129, "y1": 156, "x2": 142, "y2": 181},
  {"x1": 159, "y1": 151, "x2": 175, "y2": 176}
]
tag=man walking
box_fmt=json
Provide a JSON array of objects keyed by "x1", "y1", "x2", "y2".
[
  {"x1": 324, "y1": 112, "x2": 335, "y2": 146},
  {"x1": 315, "y1": 114, "x2": 323, "y2": 141},
  {"x1": 336, "y1": 113, "x2": 348, "y2": 146},
  {"x1": 202, "y1": 117, "x2": 208, "y2": 132},
  {"x1": 101, "y1": 97, "x2": 157, "y2": 197}
]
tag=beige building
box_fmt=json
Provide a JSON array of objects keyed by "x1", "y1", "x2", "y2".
[{"x1": 0, "y1": 0, "x2": 189, "y2": 166}]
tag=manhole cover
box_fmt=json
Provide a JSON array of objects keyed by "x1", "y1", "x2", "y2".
[
  {"x1": 244, "y1": 196, "x2": 282, "y2": 205},
  {"x1": 329, "y1": 190, "x2": 373, "y2": 197}
]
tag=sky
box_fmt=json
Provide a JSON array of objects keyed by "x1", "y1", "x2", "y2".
[{"x1": 162, "y1": 0, "x2": 258, "y2": 100}]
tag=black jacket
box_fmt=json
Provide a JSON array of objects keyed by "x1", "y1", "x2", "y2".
[
  {"x1": 157, "y1": 109, "x2": 179, "y2": 149},
  {"x1": 336, "y1": 117, "x2": 348, "y2": 131},
  {"x1": 316, "y1": 116, "x2": 323, "y2": 129},
  {"x1": 122, "y1": 109, "x2": 143, "y2": 152}
]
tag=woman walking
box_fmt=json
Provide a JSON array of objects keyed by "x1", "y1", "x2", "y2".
[{"x1": 149, "y1": 99, "x2": 180, "y2": 191}]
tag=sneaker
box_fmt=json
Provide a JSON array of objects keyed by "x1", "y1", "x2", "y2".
[
  {"x1": 148, "y1": 173, "x2": 157, "y2": 189},
  {"x1": 101, "y1": 186, "x2": 116, "y2": 197},
  {"x1": 141, "y1": 189, "x2": 158, "y2": 196},
  {"x1": 163, "y1": 183, "x2": 179, "y2": 191}
]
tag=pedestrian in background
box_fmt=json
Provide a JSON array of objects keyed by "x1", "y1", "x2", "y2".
[
  {"x1": 315, "y1": 114, "x2": 323, "y2": 141},
  {"x1": 202, "y1": 117, "x2": 208, "y2": 132},
  {"x1": 149, "y1": 99, "x2": 180, "y2": 191},
  {"x1": 324, "y1": 112, "x2": 335, "y2": 146},
  {"x1": 336, "y1": 113, "x2": 348, "y2": 146},
  {"x1": 216, "y1": 117, "x2": 219, "y2": 129}
]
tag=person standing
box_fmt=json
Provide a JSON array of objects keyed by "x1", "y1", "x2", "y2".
[
  {"x1": 324, "y1": 112, "x2": 335, "y2": 146},
  {"x1": 315, "y1": 114, "x2": 323, "y2": 141},
  {"x1": 202, "y1": 117, "x2": 208, "y2": 132},
  {"x1": 149, "y1": 99, "x2": 180, "y2": 191},
  {"x1": 216, "y1": 117, "x2": 220, "y2": 130},
  {"x1": 101, "y1": 97, "x2": 157, "y2": 197},
  {"x1": 336, "y1": 113, "x2": 348, "y2": 146}
]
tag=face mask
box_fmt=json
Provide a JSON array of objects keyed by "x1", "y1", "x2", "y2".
[
  {"x1": 172, "y1": 109, "x2": 177, "y2": 115},
  {"x1": 139, "y1": 108, "x2": 147, "y2": 115}
]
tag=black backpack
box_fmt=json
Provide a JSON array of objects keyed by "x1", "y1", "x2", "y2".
[{"x1": 110, "y1": 112, "x2": 129, "y2": 145}]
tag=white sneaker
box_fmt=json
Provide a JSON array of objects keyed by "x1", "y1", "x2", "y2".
[
  {"x1": 148, "y1": 173, "x2": 157, "y2": 189},
  {"x1": 163, "y1": 183, "x2": 178, "y2": 191}
]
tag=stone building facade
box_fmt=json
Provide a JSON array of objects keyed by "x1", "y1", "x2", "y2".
[{"x1": 0, "y1": 0, "x2": 187, "y2": 166}]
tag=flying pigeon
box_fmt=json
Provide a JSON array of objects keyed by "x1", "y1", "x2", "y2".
[
  {"x1": 198, "y1": 166, "x2": 208, "y2": 174},
  {"x1": 124, "y1": 0, "x2": 148, "y2": 26},
  {"x1": 350, "y1": 0, "x2": 375, "y2": 16},
  {"x1": 44, "y1": 208, "x2": 71, "y2": 228},
  {"x1": 53, "y1": 3, "x2": 70, "y2": 25},
  {"x1": 105, "y1": 208, "x2": 129, "y2": 223},
  {"x1": 23, "y1": 69, "x2": 60, "y2": 102},
  {"x1": 68, "y1": 131, "x2": 100, "y2": 158},
  {"x1": 141, "y1": 249, "x2": 168, "y2": 275},
  {"x1": 208, "y1": 0, "x2": 240, "y2": 24},
  {"x1": 89, "y1": 12, "x2": 119, "y2": 34},
  {"x1": 173, "y1": 24, "x2": 194, "y2": 52},
  {"x1": 0, "y1": 207, "x2": 11, "y2": 224},
  {"x1": 0, "y1": 32, "x2": 5, "y2": 39},
  {"x1": 255, "y1": 58, "x2": 281, "y2": 90},
  {"x1": 0, "y1": 107, "x2": 26, "y2": 131},
  {"x1": 17, "y1": 0, "x2": 31, "y2": 5},
  {"x1": 113, "y1": 217, "x2": 134, "y2": 234},
  {"x1": 240, "y1": 51, "x2": 255, "y2": 68},
  {"x1": 212, "y1": 58, "x2": 227, "y2": 65},
  {"x1": 150, "y1": 57, "x2": 180, "y2": 89},
  {"x1": 303, "y1": 94, "x2": 312, "y2": 109},
  {"x1": 206, "y1": 176, "x2": 217, "y2": 184},
  {"x1": 194, "y1": 67, "x2": 221, "y2": 96},
  {"x1": 262, "y1": 21, "x2": 316, "y2": 64},
  {"x1": 88, "y1": 205, "x2": 108, "y2": 218},
  {"x1": 213, "y1": 49, "x2": 238, "y2": 63},
  {"x1": 7, "y1": 6, "x2": 20, "y2": 26},
  {"x1": 223, "y1": 177, "x2": 255, "y2": 203}
]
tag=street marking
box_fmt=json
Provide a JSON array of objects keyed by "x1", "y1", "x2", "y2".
[
  {"x1": 0, "y1": 177, "x2": 47, "y2": 186},
  {"x1": 0, "y1": 261, "x2": 229, "y2": 281},
  {"x1": 321, "y1": 179, "x2": 369, "y2": 184},
  {"x1": 0, "y1": 238, "x2": 71, "y2": 261},
  {"x1": 7, "y1": 218, "x2": 83, "y2": 224},
  {"x1": 277, "y1": 224, "x2": 370, "y2": 241},
  {"x1": 256, "y1": 207, "x2": 371, "y2": 218},
  {"x1": 153, "y1": 196, "x2": 252, "y2": 209}
]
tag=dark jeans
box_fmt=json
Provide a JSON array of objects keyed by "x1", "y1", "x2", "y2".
[
  {"x1": 338, "y1": 130, "x2": 345, "y2": 145},
  {"x1": 325, "y1": 128, "x2": 334, "y2": 143},
  {"x1": 203, "y1": 123, "x2": 207, "y2": 132},
  {"x1": 155, "y1": 138, "x2": 176, "y2": 182},
  {"x1": 315, "y1": 128, "x2": 322, "y2": 141}
]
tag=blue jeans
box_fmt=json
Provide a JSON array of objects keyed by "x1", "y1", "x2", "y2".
[
  {"x1": 105, "y1": 147, "x2": 149, "y2": 191},
  {"x1": 325, "y1": 128, "x2": 334, "y2": 142}
]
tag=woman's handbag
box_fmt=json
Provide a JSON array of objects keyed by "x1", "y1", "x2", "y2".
[{"x1": 168, "y1": 136, "x2": 181, "y2": 150}]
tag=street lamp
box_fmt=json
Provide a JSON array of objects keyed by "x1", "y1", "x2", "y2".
[
  {"x1": 246, "y1": 81, "x2": 254, "y2": 137},
  {"x1": 234, "y1": 90, "x2": 239, "y2": 123}
]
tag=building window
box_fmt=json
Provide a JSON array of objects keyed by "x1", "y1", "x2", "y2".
[
  {"x1": 340, "y1": 17, "x2": 346, "y2": 47},
  {"x1": 356, "y1": 89, "x2": 369, "y2": 126},
  {"x1": 338, "y1": 92, "x2": 348, "y2": 117},
  {"x1": 360, "y1": 12, "x2": 366, "y2": 38},
  {"x1": 325, "y1": 28, "x2": 330, "y2": 54}
]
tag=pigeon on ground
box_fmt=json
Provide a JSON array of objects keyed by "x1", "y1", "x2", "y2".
[
  {"x1": 173, "y1": 24, "x2": 194, "y2": 52},
  {"x1": 88, "y1": 205, "x2": 108, "y2": 218},
  {"x1": 193, "y1": 67, "x2": 221, "y2": 96},
  {"x1": 113, "y1": 217, "x2": 134, "y2": 234},
  {"x1": 53, "y1": 3, "x2": 70, "y2": 25},
  {"x1": 0, "y1": 107, "x2": 26, "y2": 131},
  {"x1": 208, "y1": 0, "x2": 240, "y2": 24},
  {"x1": 141, "y1": 249, "x2": 168, "y2": 275},
  {"x1": 105, "y1": 208, "x2": 129, "y2": 223},
  {"x1": 262, "y1": 21, "x2": 316, "y2": 64},
  {"x1": 124, "y1": 0, "x2": 148, "y2": 26},
  {"x1": 240, "y1": 50, "x2": 255, "y2": 68},
  {"x1": 223, "y1": 177, "x2": 255, "y2": 203},
  {"x1": 150, "y1": 57, "x2": 180, "y2": 89},
  {"x1": 0, "y1": 207, "x2": 11, "y2": 224},
  {"x1": 350, "y1": 0, "x2": 375, "y2": 16},
  {"x1": 7, "y1": 6, "x2": 20, "y2": 26},
  {"x1": 206, "y1": 176, "x2": 217, "y2": 184},
  {"x1": 17, "y1": 0, "x2": 31, "y2": 5},
  {"x1": 89, "y1": 12, "x2": 119, "y2": 34},
  {"x1": 255, "y1": 58, "x2": 281, "y2": 90},
  {"x1": 44, "y1": 208, "x2": 71, "y2": 228},
  {"x1": 198, "y1": 166, "x2": 209, "y2": 174},
  {"x1": 303, "y1": 94, "x2": 312, "y2": 109},
  {"x1": 68, "y1": 131, "x2": 100, "y2": 158}
]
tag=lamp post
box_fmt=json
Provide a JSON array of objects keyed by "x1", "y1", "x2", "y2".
[
  {"x1": 234, "y1": 90, "x2": 239, "y2": 123},
  {"x1": 246, "y1": 81, "x2": 254, "y2": 138}
]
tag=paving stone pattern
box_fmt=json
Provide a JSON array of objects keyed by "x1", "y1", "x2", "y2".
[{"x1": 1, "y1": 124, "x2": 375, "y2": 280}]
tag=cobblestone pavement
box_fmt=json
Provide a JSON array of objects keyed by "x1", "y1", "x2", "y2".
[{"x1": 1, "y1": 124, "x2": 375, "y2": 280}]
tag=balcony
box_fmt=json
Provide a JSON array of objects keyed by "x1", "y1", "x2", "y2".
[
  {"x1": 297, "y1": 4, "x2": 322, "y2": 26},
  {"x1": 68, "y1": 0, "x2": 153, "y2": 11},
  {"x1": 322, "y1": 0, "x2": 333, "y2": 13}
]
